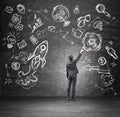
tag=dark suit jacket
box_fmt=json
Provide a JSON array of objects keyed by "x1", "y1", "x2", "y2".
[{"x1": 66, "y1": 53, "x2": 82, "y2": 78}]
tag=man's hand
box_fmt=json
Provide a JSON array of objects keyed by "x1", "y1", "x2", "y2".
[{"x1": 80, "y1": 48, "x2": 84, "y2": 54}]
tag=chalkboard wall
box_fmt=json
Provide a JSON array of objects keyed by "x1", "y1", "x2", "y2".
[{"x1": 0, "y1": 0, "x2": 120, "y2": 97}]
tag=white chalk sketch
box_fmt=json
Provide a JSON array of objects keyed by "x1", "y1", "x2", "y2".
[
  {"x1": 8, "y1": 22, "x2": 15, "y2": 28},
  {"x1": 94, "y1": 85, "x2": 117, "y2": 95},
  {"x1": 73, "y1": 5, "x2": 80, "y2": 14},
  {"x1": 28, "y1": 40, "x2": 48, "y2": 67},
  {"x1": 72, "y1": 28, "x2": 84, "y2": 39},
  {"x1": 16, "y1": 4, "x2": 25, "y2": 14},
  {"x1": 11, "y1": 13, "x2": 22, "y2": 24},
  {"x1": 28, "y1": 13, "x2": 44, "y2": 33},
  {"x1": 77, "y1": 14, "x2": 91, "y2": 28},
  {"x1": 29, "y1": 35, "x2": 39, "y2": 45},
  {"x1": 59, "y1": 30, "x2": 72, "y2": 43},
  {"x1": 82, "y1": 32, "x2": 102, "y2": 52},
  {"x1": 83, "y1": 64, "x2": 110, "y2": 74},
  {"x1": 108, "y1": 41, "x2": 114, "y2": 45},
  {"x1": 60, "y1": 30, "x2": 69, "y2": 39},
  {"x1": 42, "y1": 8, "x2": 48, "y2": 14},
  {"x1": 7, "y1": 32, "x2": 17, "y2": 45},
  {"x1": 31, "y1": 55, "x2": 41, "y2": 70},
  {"x1": 7, "y1": 44, "x2": 13, "y2": 49},
  {"x1": 105, "y1": 46, "x2": 118, "y2": 60},
  {"x1": 88, "y1": 16, "x2": 101, "y2": 27},
  {"x1": 31, "y1": 71, "x2": 38, "y2": 82},
  {"x1": 15, "y1": 23, "x2": 24, "y2": 31},
  {"x1": 27, "y1": 8, "x2": 49, "y2": 21},
  {"x1": 5, "y1": 6, "x2": 13, "y2": 14},
  {"x1": 48, "y1": 26, "x2": 56, "y2": 32},
  {"x1": 18, "y1": 51, "x2": 28, "y2": 63},
  {"x1": 83, "y1": 64, "x2": 99, "y2": 71},
  {"x1": 16, "y1": 73, "x2": 37, "y2": 89},
  {"x1": 16, "y1": 41, "x2": 48, "y2": 89},
  {"x1": 82, "y1": 56, "x2": 92, "y2": 63},
  {"x1": 2, "y1": 32, "x2": 20, "y2": 49},
  {"x1": 107, "y1": 16, "x2": 116, "y2": 24},
  {"x1": 17, "y1": 40, "x2": 27, "y2": 49},
  {"x1": 52, "y1": 5, "x2": 70, "y2": 27},
  {"x1": 28, "y1": 40, "x2": 48, "y2": 68},
  {"x1": 18, "y1": 65, "x2": 31, "y2": 77},
  {"x1": 7, "y1": 43, "x2": 13, "y2": 49},
  {"x1": 17, "y1": 64, "x2": 38, "y2": 89},
  {"x1": 95, "y1": 4, "x2": 111, "y2": 18},
  {"x1": 98, "y1": 56, "x2": 107, "y2": 66},
  {"x1": 5, "y1": 63, "x2": 10, "y2": 77},
  {"x1": 4, "y1": 78, "x2": 12, "y2": 84},
  {"x1": 11, "y1": 61, "x2": 20, "y2": 71},
  {"x1": 93, "y1": 21, "x2": 103, "y2": 31},
  {"x1": 100, "y1": 74, "x2": 114, "y2": 87},
  {"x1": 110, "y1": 62, "x2": 117, "y2": 68},
  {"x1": 36, "y1": 28, "x2": 48, "y2": 39}
]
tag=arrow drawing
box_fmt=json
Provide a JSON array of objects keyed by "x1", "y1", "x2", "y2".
[
  {"x1": 83, "y1": 64, "x2": 99, "y2": 71},
  {"x1": 83, "y1": 64, "x2": 110, "y2": 74}
]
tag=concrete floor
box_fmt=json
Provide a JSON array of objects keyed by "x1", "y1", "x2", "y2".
[{"x1": 0, "y1": 97, "x2": 120, "y2": 117}]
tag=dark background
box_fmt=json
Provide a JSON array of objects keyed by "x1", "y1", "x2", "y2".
[{"x1": 0, "y1": 0, "x2": 120, "y2": 97}]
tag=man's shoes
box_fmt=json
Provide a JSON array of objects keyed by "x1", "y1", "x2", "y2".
[
  {"x1": 67, "y1": 97, "x2": 71, "y2": 101},
  {"x1": 71, "y1": 98, "x2": 76, "y2": 101}
]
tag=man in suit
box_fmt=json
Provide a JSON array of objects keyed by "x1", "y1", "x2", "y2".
[{"x1": 66, "y1": 48, "x2": 84, "y2": 101}]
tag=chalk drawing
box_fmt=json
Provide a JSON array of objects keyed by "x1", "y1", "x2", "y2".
[
  {"x1": 27, "y1": 40, "x2": 48, "y2": 68},
  {"x1": 82, "y1": 32, "x2": 102, "y2": 52},
  {"x1": 17, "y1": 40, "x2": 27, "y2": 49},
  {"x1": 73, "y1": 5, "x2": 80, "y2": 14},
  {"x1": 5, "y1": 6, "x2": 13, "y2": 14},
  {"x1": 95, "y1": 4, "x2": 111, "y2": 18},
  {"x1": 77, "y1": 14, "x2": 91, "y2": 28},
  {"x1": 105, "y1": 46, "x2": 118, "y2": 60},
  {"x1": 11, "y1": 61, "x2": 20, "y2": 71},
  {"x1": 93, "y1": 21, "x2": 103, "y2": 31},
  {"x1": 28, "y1": 13, "x2": 44, "y2": 33},
  {"x1": 29, "y1": 35, "x2": 39, "y2": 45},
  {"x1": 52, "y1": 5, "x2": 70, "y2": 27},
  {"x1": 16, "y1": 4, "x2": 25, "y2": 14},
  {"x1": 98, "y1": 56, "x2": 107, "y2": 66},
  {"x1": 11, "y1": 13, "x2": 22, "y2": 24},
  {"x1": 100, "y1": 74, "x2": 114, "y2": 86},
  {"x1": 83, "y1": 64, "x2": 110, "y2": 74},
  {"x1": 72, "y1": 28, "x2": 84, "y2": 39}
]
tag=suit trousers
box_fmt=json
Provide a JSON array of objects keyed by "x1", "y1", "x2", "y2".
[{"x1": 67, "y1": 76, "x2": 77, "y2": 98}]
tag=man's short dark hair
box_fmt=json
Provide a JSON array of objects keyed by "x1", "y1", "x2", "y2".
[{"x1": 68, "y1": 55, "x2": 73, "y2": 61}]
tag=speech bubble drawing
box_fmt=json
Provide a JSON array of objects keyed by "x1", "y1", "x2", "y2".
[
  {"x1": 5, "y1": 6, "x2": 14, "y2": 14},
  {"x1": 16, "y1": 4, "x2": 25, "y2": 14}
]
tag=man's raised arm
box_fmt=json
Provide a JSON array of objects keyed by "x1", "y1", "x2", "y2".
[{"x1": 75, "y1": 48, "x2": 84, "y2": 63}]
